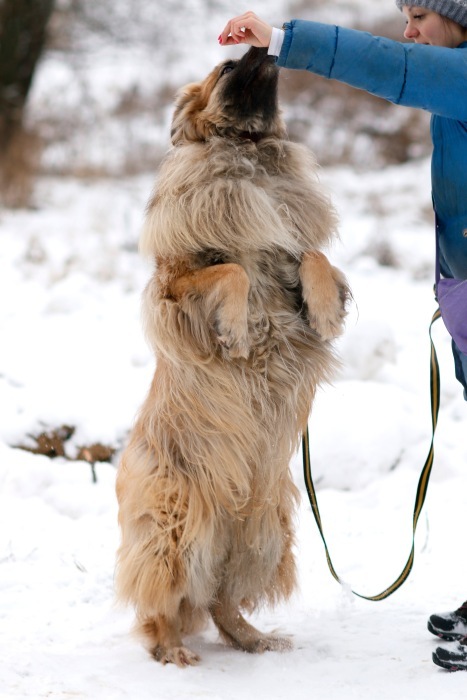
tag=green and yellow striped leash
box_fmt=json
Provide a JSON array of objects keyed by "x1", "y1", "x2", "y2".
[{"x1": 302, "y1": 308, "x2": 442, "y2": 601}]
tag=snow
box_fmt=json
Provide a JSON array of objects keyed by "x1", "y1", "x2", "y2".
[{"x1": 1, "y1": 1, "x2": 466, "y2": 697}]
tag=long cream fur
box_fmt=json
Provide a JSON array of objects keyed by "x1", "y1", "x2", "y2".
[{"x1": 115, "y1": 49, "x2": 350, "y2": 667}]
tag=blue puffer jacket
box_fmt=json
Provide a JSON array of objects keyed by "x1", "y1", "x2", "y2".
[{"x1": 278, "y1": 20, "x2": 467, "y2": 280}]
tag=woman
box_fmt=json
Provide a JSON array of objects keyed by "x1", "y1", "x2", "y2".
[{"x1": 219, "y1": 1, "x2": 467, "y2": 672}]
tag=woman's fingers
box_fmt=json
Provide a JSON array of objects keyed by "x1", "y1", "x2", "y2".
[{"x1": 218, "y1": 11, "x2": 272, "y2": 47}]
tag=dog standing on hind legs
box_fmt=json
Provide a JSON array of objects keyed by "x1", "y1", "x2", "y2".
[{"x1": 115, "y1": 46, "x2": 350, "y2": 667}]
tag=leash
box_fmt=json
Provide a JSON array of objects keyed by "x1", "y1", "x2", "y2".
[{"x1": 302, "y1": 308, "x2": 442, "y2": 600}]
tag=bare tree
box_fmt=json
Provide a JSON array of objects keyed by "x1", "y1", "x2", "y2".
[{"x1": 0, "y1": 0, "x2": 55, "y2": 206}]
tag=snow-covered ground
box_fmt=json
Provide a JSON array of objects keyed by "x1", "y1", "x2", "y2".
[{"x1": 1, "y1": 1, "x2": 466, "y2": 698}]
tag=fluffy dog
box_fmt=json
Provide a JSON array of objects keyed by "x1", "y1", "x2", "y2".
[{"x1": 116, "y1": 46, "x2": 350, "y2": 667}]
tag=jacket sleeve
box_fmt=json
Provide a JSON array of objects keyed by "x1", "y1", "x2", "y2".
[{"x1": 278, "y1": 20, "x2": 467, "y2": 121}]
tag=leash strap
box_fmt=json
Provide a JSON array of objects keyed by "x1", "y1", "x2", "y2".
[{"x1": 302, "y1": 308, "x2": 442, "y2": 600}]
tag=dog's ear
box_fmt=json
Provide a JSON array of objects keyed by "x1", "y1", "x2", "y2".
[
  {"x1": 170, "y1": 72, "x2": 219, "y2": 145},
  {"x1": 170, "y1": 83, "x2": 200, "y2": 145},
  {"x1": 170, "y1": 83, "x2": 207, "y2": 145}
]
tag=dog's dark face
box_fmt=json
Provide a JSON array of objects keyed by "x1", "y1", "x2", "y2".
[{"x1": 170, "y1": 47, "x2": 285, "y2": 145}]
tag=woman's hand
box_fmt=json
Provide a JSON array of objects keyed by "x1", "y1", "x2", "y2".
[{"x1": 218, "y1": 11, "x2": 273, "y2": 48}]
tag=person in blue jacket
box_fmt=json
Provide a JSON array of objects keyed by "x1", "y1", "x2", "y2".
[{"x1": 219, "y1": 1, "x2": 467, "y2": 673}]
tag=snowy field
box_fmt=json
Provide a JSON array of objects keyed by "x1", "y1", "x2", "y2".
[{"x1": 1, "y1": 1, "x2": 467, "y2": 698}]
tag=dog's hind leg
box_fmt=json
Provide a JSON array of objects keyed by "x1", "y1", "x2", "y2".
[
  {"x1": 116, "y1": 447, "x2": 210, "y2": 667},
  {"x1": 210, "y1": 591, "x2": 292, "y2": 654}
]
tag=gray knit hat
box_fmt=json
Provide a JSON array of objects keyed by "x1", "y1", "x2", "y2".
[{"x1": 395, "y1": 0, "x2": 467, "y2": 27}]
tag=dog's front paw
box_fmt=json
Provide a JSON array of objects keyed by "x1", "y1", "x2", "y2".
[
  {"x1": 300, "y1": 251, "x2": 351, "y2": 341},
  {"x1": 215, "y1": 303, "x2": 250, "y2": 358},
  {"x1": 305, "y1": 264, "x2": 351, "y2": 341},
  {"x1": 217, "y1": 325, "x2": 250, "y2": 359}
]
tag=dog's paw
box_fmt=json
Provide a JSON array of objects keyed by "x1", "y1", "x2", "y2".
[
  {"x1": 307, "y1": 266, "x2": 350, "y2": 341},
  {"x1": 217, "y1": 331, "x2": 250, "y2": 359},
  {"x1": 216, "y1": 318, "x2": 250, "y2": 359},
  {"x1": 151, "y1": 645, "x2": 201, "y2": 668},
  {"x1": 247, "y1": 634, "x2": 293, "y2": 654}
]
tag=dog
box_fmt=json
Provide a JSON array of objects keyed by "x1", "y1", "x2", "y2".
[{"x1": 115, "y1": 46, "x2": 350, "y2": 667}]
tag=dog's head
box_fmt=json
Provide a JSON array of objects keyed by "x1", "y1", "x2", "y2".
[{"x1": 170, "y1": 47, "x2": 285, "y2": 145}]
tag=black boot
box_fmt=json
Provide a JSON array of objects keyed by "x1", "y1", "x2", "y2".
[
  {"x1": 427, "y1": 601, "x2": 467, "y2": 641},
  {"x1": 433, "y1": 636, "x2": 467, "y2": 672}
]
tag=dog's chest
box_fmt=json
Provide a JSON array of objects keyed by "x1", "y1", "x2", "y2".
[{"x1": 197, "y1": 247, "x2": 303, "y2": 315}]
